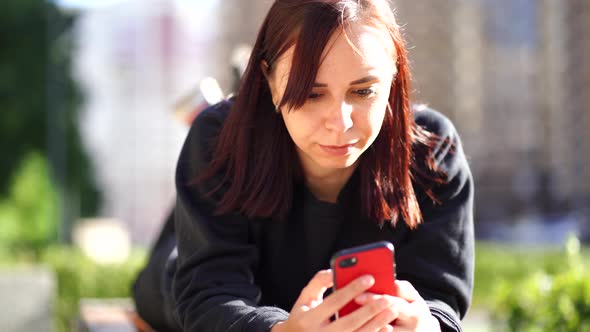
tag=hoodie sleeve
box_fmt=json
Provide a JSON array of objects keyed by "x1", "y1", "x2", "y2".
[
  {"x1": 172, "y1": 101, "x2": 289, "y2": 332},
  {"x1": 397, "y1": 108, "x2": 475, "y2": 332}
]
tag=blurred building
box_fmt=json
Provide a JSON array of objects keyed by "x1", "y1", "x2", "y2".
[
  {"x1": 395, "y1": 0, "x2": 590, "y2": 236},
  {"x1": 71, "y1": 0, "x2": 589, "y2": 245},
  {"x1": 73, "y1": 0, "x2": 270, "y2": 245}
]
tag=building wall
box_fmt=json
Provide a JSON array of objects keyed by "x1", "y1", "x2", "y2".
[
  {"x1": 75, "y1": 0, "x2": 270, "y2": 245},
  {"x1": 74, "y1": 0, "x2": 589, "y2": 245},
  {"x1": 394, "y1": 0, "x2": 589, "y2": 226}
]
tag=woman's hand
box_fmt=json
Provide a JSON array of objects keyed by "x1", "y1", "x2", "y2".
[
  {"x1": 271, "y1": 270, "x2": 397, "y2": 332},
  {"x1": 354, "y1": 280, "x2": 441, "y2": 332}
]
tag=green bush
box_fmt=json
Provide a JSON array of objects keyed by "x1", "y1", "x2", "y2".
[
  {"x1": 472, "y1": 241, "x2": 581, "y2": 308},
  {"x1": 2, "y1": 239, "x2": 588, "y2": 331},
  {"x1": 0, "y1": 152, "x2": 59, "y2": 254},
  {"x1": 0, "y1": 246, "x2": 147, "y2": 332},
  {"x1": 490, "y1": 236, "x2": 590, "y2": 331},
  {"x1": 41, "y1": 247, "x2": 146, "y2": 332},
  {"x1": 40, "y1": 246, "x2": 147, "y2": 332}
]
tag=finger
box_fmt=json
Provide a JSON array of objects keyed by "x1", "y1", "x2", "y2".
[
  {"x1": 377, "y1": 325, "x2": 394, "y2": 332},
  {"x1": 355, "y1": 292, "x2": 383, "y2": 305},
  {"x1": 354, "y1": 305, "x2": 396, "y2": 332},
  {"x1": 393, "y1": 282, "x2": 431, "y2": 325},
  {"x1": 293, "y1": 270, "x2": 333, "y2": 308},
  {"x1": 395, "y1": 280, "x2": 422, "y2": 303},
  {"x1": 390, "y1": 298, "x2": 433, "y2": 327},
  {"x1": 394, "y1": 308, "x2": 440, "y2": 332},
  {"x1": 390, "y1": 328, "x2": 411, "y2": 332},
  {"x1": 328, "y1": 295, "x2": 393, "y2": 332},
  {"x1": 318, "y1": 275, "x2": 374, "y2": 317},
  {"x1": 360, "y1": 295, "x2": 414, "y2": 323},
  {"x1": 354, "y1": 294, "x2": 407, "y2": 326}
]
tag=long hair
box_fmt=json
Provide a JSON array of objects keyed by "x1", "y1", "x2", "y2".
[{"x1": 198, "y1": 0, "x2": 442, "y2": 228}]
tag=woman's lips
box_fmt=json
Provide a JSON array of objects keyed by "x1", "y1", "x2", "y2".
[{"x1": 319, "y1": 143, "x2": 357, "y2": 156}]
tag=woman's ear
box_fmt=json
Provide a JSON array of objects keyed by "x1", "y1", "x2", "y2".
[
  {"x1": 260, "y1": 60, "x2": 271, "y2": 80},
  {"x1": 261, "y1": 60, "x2": 276, "y2": 94},
  {"x1": 261, "y1": 60, "x2": 279, "y2": 110}
]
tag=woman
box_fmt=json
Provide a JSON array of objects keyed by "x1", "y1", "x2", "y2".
[{"x1": 134, "y1": 0, "x2": 474, "y2": 331}]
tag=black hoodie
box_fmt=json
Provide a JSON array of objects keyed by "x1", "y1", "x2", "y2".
[{"x1": 169, "y1": 99, "x2": 474, "y2": 332}]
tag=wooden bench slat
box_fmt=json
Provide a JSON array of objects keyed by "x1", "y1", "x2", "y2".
[{"x1": 78, "y1": 298, "x2": 155, "y2": 332}]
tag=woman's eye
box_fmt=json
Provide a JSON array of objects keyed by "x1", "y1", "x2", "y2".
[
  {"x1": 308, "y1": 92, "x2": 323, "y2": 99},
  {"x1": 354, "y1": 88, "x2": 376, "y2": 97}
]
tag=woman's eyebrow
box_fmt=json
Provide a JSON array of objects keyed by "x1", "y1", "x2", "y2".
[
  {"x1": 349, "y1": 75, "x2": 379, "y2": 85},
  {"x1": 312, "y1": 75, "x2": 380, "y2": 88}
]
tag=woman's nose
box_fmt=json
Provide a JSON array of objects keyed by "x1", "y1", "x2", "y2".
[{"x1": 324, "y1": 100, "x2": 353, "y2": 132}]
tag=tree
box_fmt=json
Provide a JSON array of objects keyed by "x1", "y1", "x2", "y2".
[{"x1": 0, "y1": 0, "x2": 102, "y2": 242}]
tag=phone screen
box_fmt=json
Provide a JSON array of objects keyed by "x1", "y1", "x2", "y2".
[{"x1": 330, "y1": 241, "x2": 396, "y2": 318}]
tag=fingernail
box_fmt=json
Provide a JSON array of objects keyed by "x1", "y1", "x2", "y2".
[
  {"x1": 361, "y1": 275, "x2": 374, "y2": 286},
  {"x1": 356, "y1": 293, "x2": 368, "y2": 302},
  {"x1": 377, "y1": 298, "x2": 391, "y2": 308}
]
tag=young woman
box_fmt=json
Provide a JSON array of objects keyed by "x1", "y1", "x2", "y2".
[{"x1": 133, "y1": 1, "x2": 474, "y2": 331}]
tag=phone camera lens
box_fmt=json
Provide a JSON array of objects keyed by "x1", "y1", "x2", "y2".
[{"x1": 339, "y1": 256, "x2": 358, "y2": 268}]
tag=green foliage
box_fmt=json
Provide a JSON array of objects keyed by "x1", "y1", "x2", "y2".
[
  {"x1": 0, "y1": 152, "x2": 59, "y2": 254},
  {"x1": 0, "y1": 244, "x2": 147, "y2": 332},
  {"x1": 472, "y1": 242, "x2": 574, "y2": 308},
  {"x1": 0, "y1": 0, "x2": 102, "y2": 227},
  {"x1": 490, "y1": 236, "x2": 590, "y2": 331},
  {"x1": 40, "y1": 246, "x2": 147, "y2": 332}
]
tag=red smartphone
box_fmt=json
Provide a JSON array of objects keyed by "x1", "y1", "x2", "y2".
[{"x1": 330, "y1": 241, "x2": 396, "y2": 318}]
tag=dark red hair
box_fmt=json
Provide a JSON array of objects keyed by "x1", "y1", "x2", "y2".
[{"x1": 198, "y1": 0, "x2": 441, "y2": 228}]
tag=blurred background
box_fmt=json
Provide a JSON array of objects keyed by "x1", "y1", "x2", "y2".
[{"x1": 0, "y1": 0, "x2": 588, "y2": 331}]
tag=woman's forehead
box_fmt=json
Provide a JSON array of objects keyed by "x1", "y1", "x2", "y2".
[
  {"x1": 274, "y1": 22, "x2": 396, "y2": 82},
  {"x1": 332, "y1": 23, "x2": 396, "y2": 66}
]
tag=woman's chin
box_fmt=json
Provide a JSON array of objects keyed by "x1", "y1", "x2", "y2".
[{"x1": 316, "y1": 155, "x2": 360, "y2": 171}]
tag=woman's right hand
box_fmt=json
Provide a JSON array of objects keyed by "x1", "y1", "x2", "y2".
[{"x1": 270, "y1": 270, "x2": 396, "y2": 332}]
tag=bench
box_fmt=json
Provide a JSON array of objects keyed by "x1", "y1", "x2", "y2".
[{"x1": 77, "y1": 299, "x2": 154, "y2": 332}]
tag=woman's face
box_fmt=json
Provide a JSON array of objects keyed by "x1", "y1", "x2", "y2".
[{"x1": 267, "y1": 22, "x2": 397, "y2": 178}]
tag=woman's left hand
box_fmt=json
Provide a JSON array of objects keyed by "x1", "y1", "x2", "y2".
[{"x1": 354, "y1": 280, "x2": 441, "y2": 332}]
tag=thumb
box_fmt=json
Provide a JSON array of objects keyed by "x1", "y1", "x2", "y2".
[{"x1": 293, "y1": 269, "x2": 334, "y2": 308}]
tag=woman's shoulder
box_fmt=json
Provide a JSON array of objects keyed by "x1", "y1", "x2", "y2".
[
  {"x1": 187, "y1": 97, "x2": 236, "y2": 154},
  {"x1": 190, "y1": 97, "x2": 235, "y2": 135},
  {"x1": 411, "y1": 105, "x2": 470, "y2": 185},
  {"x1": 176, "y1": 98, "x2": 235, "y2": 187},
  {"x1": 413, "y1": 104, "x2": 458, "y2": 141}
]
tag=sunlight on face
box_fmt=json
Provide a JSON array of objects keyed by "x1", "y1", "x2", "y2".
[{"x1": 268, "y1": 22, "x2": 397, "y2": 179}]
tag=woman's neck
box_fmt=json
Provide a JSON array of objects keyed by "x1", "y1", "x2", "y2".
[{"x1": 304, "y1": 163, "x2": 358, "y2": 203}]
